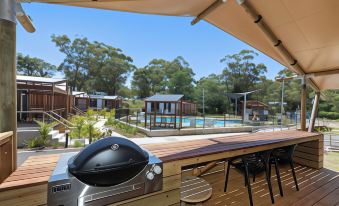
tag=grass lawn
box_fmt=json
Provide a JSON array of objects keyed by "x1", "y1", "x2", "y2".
[{"x1": 324, "y1": 151, "x2": 339, "y2": 171}]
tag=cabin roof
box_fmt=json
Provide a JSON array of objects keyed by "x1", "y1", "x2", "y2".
[
  {"x1": 16, "y1": 75, "x2": 66, "y2": 84},
  {"x1": 145, "y1": 94, "x2": 184, "y2": 102}
]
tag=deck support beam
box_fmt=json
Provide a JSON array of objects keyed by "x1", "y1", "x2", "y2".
[
  {"x1": 0, "y1": 0, "x2": 17, "y2": 171},
  {"x1": 308, "y1": 92, "x2": 320, "y2": 132},
  {"x1": 300, "y1": 79, "x2": 307, "y2": 131}
]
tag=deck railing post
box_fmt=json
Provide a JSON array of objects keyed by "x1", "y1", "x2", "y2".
[{"x1": 0, "y1": 0, "x2": 17, "y2": 171}]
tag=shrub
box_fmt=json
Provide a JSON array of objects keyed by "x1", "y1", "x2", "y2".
[
  {"x1": 35, "y1": 120, "x2": 57, "y2": 146},
  {"x1": 70, "y1": 115, "x2": 86, "y2": 139},
  {"x1": 73, "y1": 140, "x2": 84, "y2": 148},
  {"x1": 25, "y1": 137, "x2": 45, "y2": 149},
  {"x1": 52, "y1": 141, "x2": 60, "y2": 149},
  {"x1": 318, "y1": 111, "x2": 339, "y2": 120},
  {"x1": 105, "y1": 118, "x2": 137, "y2": 135}
]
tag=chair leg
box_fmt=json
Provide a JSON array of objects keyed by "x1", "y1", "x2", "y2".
[
  {"x1": 253, "y1": 167, "x2": 256, "y2": 183},
  {"x1": 273, "y1": 157, "x2": 284, "y2": 197},
  {"x1": 265, "y1": 161, "x2": 275, "y2": 204},
  {"x1": 289, "y1": 158, "x2": 299, "y2": 191},
  {"x1": 244, "y1": 161, "x2": 254, "y2": 206},
  {"x1": 224, "y1": 160, "x2": 231, "y2": 192}
]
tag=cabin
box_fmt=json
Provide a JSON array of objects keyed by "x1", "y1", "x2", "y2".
[
  {"x1": 241, "y1": 100, "x2": 269, "y2": 121},
  {"x1": 16, "y1": 75, "x2": 72, "y2": 120},
  {"x1": 144, "y1": 94, "x2": 196, "y2": 129},
  {"x1": 73, "y1": 91, "x2": 123, "y2": 111}
]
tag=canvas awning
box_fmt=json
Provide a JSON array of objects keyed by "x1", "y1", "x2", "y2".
[{"x1": 28, "y1": 0, "x2": 339, "y2": 91}]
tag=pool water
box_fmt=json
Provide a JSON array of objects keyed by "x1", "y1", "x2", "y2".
[{"x1": 145, "y1": 117, "x2": 242, "y2": 127}]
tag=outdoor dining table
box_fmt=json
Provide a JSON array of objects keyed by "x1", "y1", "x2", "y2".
[{"x1": 0, "y1": 130, "x2": 323, "y2": 206}]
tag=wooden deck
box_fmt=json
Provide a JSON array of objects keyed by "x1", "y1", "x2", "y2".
[
  {"x1": 183, "y1": 162, "x2": 339, "y2": 206},
  {"x1": 0, "y1": 130, "x2": 331, "y2": 206}
]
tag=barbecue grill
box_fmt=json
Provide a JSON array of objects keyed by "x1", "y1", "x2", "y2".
[{"x1": 47, "y1": 137, "x2": 163, "y2": 206}]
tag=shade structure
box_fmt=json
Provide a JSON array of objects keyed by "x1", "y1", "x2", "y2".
[{"x1": 28, "y1": 0, "x2": 339, "y2": 90}]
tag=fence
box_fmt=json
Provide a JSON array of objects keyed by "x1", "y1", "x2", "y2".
[{"x1": 114, "y1": 108, "x2": 298, "y2": 131}]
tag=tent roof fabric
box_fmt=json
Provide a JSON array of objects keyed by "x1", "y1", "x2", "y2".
[
  {"x1": 145, "y1": 94, "x2": 184, "y2": 102},
  {"x1": 30, "y1": 0, "x2": 339, "y2": 90}
]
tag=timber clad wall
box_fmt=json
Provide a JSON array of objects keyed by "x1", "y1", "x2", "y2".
[{"x1": 294, "y1": 137, "x2": 324, "y2": 169}]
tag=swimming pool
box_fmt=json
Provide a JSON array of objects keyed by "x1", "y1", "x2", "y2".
[{"x1": 144, "y1": 117, "x2": 243, "y2": 128}]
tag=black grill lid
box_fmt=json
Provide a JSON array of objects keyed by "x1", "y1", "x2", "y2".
[{"x1": 68, "y1": 136, "x2": 149, "y2": 186}]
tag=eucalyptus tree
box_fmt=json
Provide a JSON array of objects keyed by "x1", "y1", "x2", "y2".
[
  {"x1": 220, "y1": 50, "x2": 267, "y2": 93},
  {"x1": 52, "y1": 35, "x2": 134, "y2": 94},
  {"x1": 17, "y1": 53, "x2": 57, "y2": 77}
]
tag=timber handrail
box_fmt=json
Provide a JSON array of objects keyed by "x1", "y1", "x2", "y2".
[
  {"x1": 47, "y1": 110, "x2": 74, "y2": 126},
  {"x1": 72, "y1": 106, "x2": 86, "y2": 115},
  {"x1": 17, "y1": 111, "x2": 75, "y2": 130},
  {"x1": 0, "y1": 131, "x2": 13, "y2": 143}
]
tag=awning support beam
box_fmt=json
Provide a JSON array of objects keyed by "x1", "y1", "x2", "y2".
[
  {"x1": 237, "y1": 0, "x2": 320, "y2": 92},
  {"x1": 191, "y1": 0, "x2": 226, "y2": 25},
  {"x1": 308, "y1": 92, "x2": 320, "y2": 132}
]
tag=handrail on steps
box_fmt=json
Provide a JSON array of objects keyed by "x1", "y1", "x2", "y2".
[{"x1": 17, "y1": 111, "x2": 75, "y2": 130}]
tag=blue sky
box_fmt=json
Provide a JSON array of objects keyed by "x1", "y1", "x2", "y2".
[{"x1": 17, "y1": 3, "x2": 285, "y2": 86}]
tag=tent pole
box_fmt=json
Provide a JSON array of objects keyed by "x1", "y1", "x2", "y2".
[
  {"x1": 237, "y1": 0, "x2": 320, "y2": 93},
  {"x1": 308, "y1": 92, "x2": 320, "y2": 132},
  {"x1": 0, "y1": 0, "x2": 17, "y2": 171},
  {"x1": 300, "y1": 79, "x2": 307, "y2": 131},
  {"x1": 191, "y1": 0, "x2": 226, "y2": 25}
]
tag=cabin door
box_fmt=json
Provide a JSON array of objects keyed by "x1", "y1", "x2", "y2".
[
  {"x1": 97, "y1": 99, "x2": 103, "y2": 109},
  {"x1": 17, "y1": 91, "x2": 28, "y2": 121}
]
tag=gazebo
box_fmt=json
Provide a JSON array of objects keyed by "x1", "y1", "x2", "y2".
[{"x1": 144, "y1": 94, "x2": 184, "y2": 129}]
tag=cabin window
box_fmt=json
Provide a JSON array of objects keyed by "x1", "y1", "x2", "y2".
[{"x1": 90, "y1": 99, "x2": 97, "y2": 107}]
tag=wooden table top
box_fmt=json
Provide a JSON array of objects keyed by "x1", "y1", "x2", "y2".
[
  {"x1": 0, "y1": 154, "x2": 60, "y2": 192},
  {"x1": 0, "y1": 130, "x2": 321, "y2": 193},
  {"x1": 142, "y1": 130, "x2": 322, "y2": 162}
]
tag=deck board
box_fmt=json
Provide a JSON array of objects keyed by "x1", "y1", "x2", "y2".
[
  {"x1": 190, "y1": 163, "x2": 339, "y2": 206},
  {"x1": 0, "y1": 154, "x2": 59, "y2": 192},
  {"x1": 143, "y1": 131, "x2": 322, "y2": 162}
]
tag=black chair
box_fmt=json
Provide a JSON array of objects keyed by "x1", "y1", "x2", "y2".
[
  {"x1": 270, "y1": 144, "x2": 299, "y2": 196},
  {"x1": 224, "y1": 150, "x2": 275, "y2": 206}
]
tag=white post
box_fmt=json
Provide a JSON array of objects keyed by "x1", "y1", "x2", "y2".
[
  {"x1": 308, "y1": 92, "x2": 320, "y2": 132},
  {"x1": 243, "y1": 94, "x2": 247, "y2": 122},
  {"x1": 202, "y1": 88, "x2": 205, "y2": 117},
  {"x1": 281, "y1": 79, "x2": 285, "y2": 130},
  {"x1": 235, "y1": 98, "x2": 238, "y2": 118}
]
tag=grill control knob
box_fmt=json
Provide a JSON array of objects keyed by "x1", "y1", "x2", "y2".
[
  {"x1": 153, "y1": 165, "x2": 162, "y2": 175},
  {"x1": 146, "y1": 172, "x2": 155, "y2": 180}
]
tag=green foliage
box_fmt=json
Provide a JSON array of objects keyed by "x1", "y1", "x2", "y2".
[
  {"x1": 51, "y1": 34, "x2": 135, "y2": 94},
  {"x1": 83, "y1": 119, "x2": 99, "y2": 144},
  {"x1": 132, "y1": 57, "x2": 195, "y2": 98},
  {"x1": 70, "y1": 115, "x2": 86, "y2": 139},
  {"x1": 17, "y1": 53, "x2": 57, "y2": 77},
  {"x1": 73, "y1": 140, "x2": 84, "y2": 148},
  {"x1": 99, "y1": 109, "x2": 108, "y2": 119},
  {"x1": 25, "y1": 137, "x2": 45, "y2": 149},
  {"x1": 52, "y1": 141, "x2": 60, "y2": 149},
  {"x1": 124, "y1": 100, "x2": 144, "y2": 109},
  {"x1": 35, "y1": 120, "x2": 57, "y2": 144},
  {"x1": 318, "y1": 111, "x2": 339, "y2": 120},
  {"x1": 105, "y1": 119, "x2": 137, "y2": 135},
  {"x1": 194, "y1": 74, "x2": 227, "y2": 114},
  {"x1": 220, "y1": 50, "x2": 267, "y2": 93}
]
